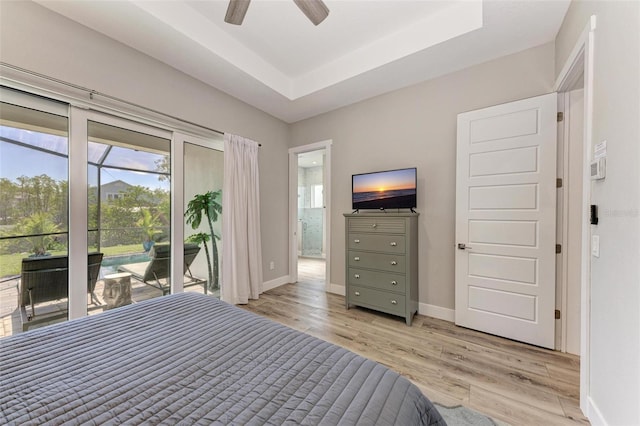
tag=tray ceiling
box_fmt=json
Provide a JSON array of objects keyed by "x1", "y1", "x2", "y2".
[{"x1": 36, "y1": 0, "x2": 570, "y2": 123}]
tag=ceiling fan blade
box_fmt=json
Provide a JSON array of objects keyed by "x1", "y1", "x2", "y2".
[
  {"x1": 225, "y1": 0, "x2": 251, "y2": 25},
  {"x1": 293, "y1": 0, "x2": 329, "y2": 26}
]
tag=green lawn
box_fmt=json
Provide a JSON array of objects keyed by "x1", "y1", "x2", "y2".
[{"x1": 0, "y1": 243, "x2": 143, "y2": 279}]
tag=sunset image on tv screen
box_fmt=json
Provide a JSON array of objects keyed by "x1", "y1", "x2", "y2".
[{"x1": 352, "y1": 168, "x2": 416, "y2": 210}]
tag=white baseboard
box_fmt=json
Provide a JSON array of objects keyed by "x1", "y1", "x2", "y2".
[
  {"x1": 585, "y1": 396, "x2": 607, "y2": 426},
  {"x1": 328, "y1": 283, "x2": 345, "y2": 296},
  {"x1": 418, "y1": 302, "x2": 455, "y2": 322},
  {"x1": 261, "y1": 275, "x2": 291, "y2": 293}
]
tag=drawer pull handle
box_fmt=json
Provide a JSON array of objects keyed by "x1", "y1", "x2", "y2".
[
  {"x1": 354, "y1": 257, "x2": 360, "y2": 261},
  {"x1": 390, "y1": 242, "x2": 397, "y2": 247},
  {"x1": 354, "y1": 239, "x2": 360, "y2": 243},
  {"x1": 391, "y1": 280, "x2": 397, "y2": 286},
  {"x1": 354, "y1": 274, "x2": 360, "y2": 279},
  {"x1": 372, "y1": 223, "x2": 377, "y2": 228},
  {"x1": 391, "y1": 300, "x2": 398, "y2": 305},
  {"x1": 390, "y1": 261, "x2": 397, "y2": 266},
  {"x1": 354, "y1": 291, "x2": 361, "y2": 296}
]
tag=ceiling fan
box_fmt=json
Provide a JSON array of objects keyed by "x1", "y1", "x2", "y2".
[{"x1": 225, "y1": 0, "x2": 330, "y2": 26}]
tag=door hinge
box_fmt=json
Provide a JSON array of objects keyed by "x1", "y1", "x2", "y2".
[
  {"x1": 556, "y1": 178, "x2": 563, "y2": 188},
  {"x1": 556, "y1": 244, "x2": 562, "y2": 254},
  {"x1": 555, "y1": 309, "x2": 561, "y2": 319},
  {"x1": 557, "y1": 112, "x2": 564, "y2": 122}
]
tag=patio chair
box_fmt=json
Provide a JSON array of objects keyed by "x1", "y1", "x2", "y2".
[
  {"x1": 117, "y1": 243, "x2": 207, "y2": 295},
  {"x1": 18, "y1": 252, "x2": 104, "y2": 330}
]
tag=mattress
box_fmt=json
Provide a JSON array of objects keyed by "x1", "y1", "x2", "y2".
[{"x1": 0, "y1": 293, "x2": 445, "y2": 425}]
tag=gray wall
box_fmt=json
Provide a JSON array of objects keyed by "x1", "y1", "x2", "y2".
[
  {"x1": 556, "y1": 2, "x2": 640, "y2": 424},
  {"x1": 290, "y1": 43, "x2": 555, "y2": 310},
  {"x1": 0, "y1": 0, "x2": 290, "y2": 283}
]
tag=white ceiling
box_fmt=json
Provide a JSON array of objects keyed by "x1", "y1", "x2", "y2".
[{"x1": 36, "y1": 0, "x2": 570, "y2": 123}]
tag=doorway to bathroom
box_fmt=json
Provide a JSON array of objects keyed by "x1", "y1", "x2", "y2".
[
  {"x1": 297, "y1": 150, "x2": 325, "y2": 287},
  {"x1": 288, "y1": 141, "x2": 331, "y2": 292}
]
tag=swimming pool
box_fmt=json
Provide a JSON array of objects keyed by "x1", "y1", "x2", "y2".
[{"x1": 100, "y1": 253, "x2": 150, "y2": 276}]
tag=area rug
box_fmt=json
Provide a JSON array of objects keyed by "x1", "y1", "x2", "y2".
[{"x1": 434, "y1": 403, "x2": 505, "y2": 426}]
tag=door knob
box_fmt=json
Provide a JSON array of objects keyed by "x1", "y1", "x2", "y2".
[
  {"x1": 457, "y1": 243, "x2": 473, "y2": 250},
  {"x1": 391, "y1": 280, "x2": 397, "y2": 286}
]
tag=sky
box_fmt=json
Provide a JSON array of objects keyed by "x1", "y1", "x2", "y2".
[{"x1": 1, "y1": 126, "x2": 169, "y2": 190}]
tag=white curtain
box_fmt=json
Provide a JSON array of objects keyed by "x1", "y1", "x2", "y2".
[{"x1": 221, "y1": 133, "x2": 263, "y2": 304}]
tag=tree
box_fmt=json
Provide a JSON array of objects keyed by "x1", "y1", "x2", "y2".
[
  {"x1": 13, "y1": 175, "x2": 67, "y2": 224},
  {"x1": 186, "y1": 190, "x2": 222, "y2": 291},
  {"x1": 16, "y1": 212, "x2": 61, "y2": 255},
  {"x1": 120, "y1": 185, "x2": 153, "y2": 211},
  {"x1": 154, "y1": 156, "x2": 170, "y2": 182},
  {"x1": 100, "y1": 202, "x2": 138, "y2": 246},
  {"x1": 99, "y1": 185, "x2": 169, "y2": 247},
  {"x1": 0, "y1": 178, "x2": 17, "y2": 225}
]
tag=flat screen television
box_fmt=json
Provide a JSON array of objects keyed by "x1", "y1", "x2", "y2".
[{"x1": 352, "y1": 167, "x2": 417, "y2": 210}]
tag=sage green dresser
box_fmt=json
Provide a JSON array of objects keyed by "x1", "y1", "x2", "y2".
[{"x1": 344, "y1": 212, "x2": 419, "y2": 325}]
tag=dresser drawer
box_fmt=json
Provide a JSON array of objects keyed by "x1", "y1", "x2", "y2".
[
  {"x1": 348, "y1": 218, "x2": 405, "y2": 234},
  {"x1": 349, "y1": 285, "x2": 406, "y2": 316},
  {"x1": 348, "y1": 268, "x2": 406, "y2": 293},
  {"x1": 348, "y1": 251, "x2": 405, "y2": 273},
  {"x1": 348, "y1": 233, "x2": 406, "y2": 254}
]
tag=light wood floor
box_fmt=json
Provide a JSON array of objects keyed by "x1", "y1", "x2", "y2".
[{"x1": 242, "y1": 258, "x2": 589, "y2": 425}]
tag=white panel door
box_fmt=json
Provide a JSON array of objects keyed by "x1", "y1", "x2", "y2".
[{"x1": 455, "y1": 93, "x2": 557, "y2": 349}]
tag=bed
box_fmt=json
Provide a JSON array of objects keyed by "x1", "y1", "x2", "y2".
[{"x1": 0, "y1": 293, "x2": 445, "y2": 425}]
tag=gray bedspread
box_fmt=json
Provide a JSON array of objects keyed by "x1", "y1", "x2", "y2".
[{"x1": 0, "y1": 293, "x2": 445, "y2": 425}]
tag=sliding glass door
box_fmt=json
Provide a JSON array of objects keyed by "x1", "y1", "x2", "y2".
[
  {"x1": 183, "y1": 139, "x2": 224, "y2": 297},
  {"x1": 0, "y1": 88, "x2": 70, "y2": 336},
  {"x1": 0, "y1": 87, "x2": 223, "y2": 337},
  {"x1": 85, "y1": 119, "x2": 172, "y2": 314}
]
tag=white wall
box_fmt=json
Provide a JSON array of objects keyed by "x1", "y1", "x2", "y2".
[
  {"x1": 556, "y1": 2, "x2": 640, "y2": 425},
  {"x1": 290, "y1": 43, "x2": 555, "y2": 311},
  {"x1": 0, "y1": 0, "x2": 291, "y2": 283}
]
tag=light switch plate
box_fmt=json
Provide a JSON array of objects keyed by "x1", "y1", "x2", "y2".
[{"x1": 592, "y1": 235, "x2": 600, "y2": 257}]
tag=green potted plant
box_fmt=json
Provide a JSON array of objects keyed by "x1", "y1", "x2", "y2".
[
  {"x1": 137, "y1": 208, "x2": 162, "y2": 252},
  {"x1": 185, "y1": 190, "x2": 222, "y2": 291}
]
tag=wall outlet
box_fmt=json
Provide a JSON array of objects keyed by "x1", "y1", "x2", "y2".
[{"x1": 269, "y1": 261, "x2": 275, "y2": 270}]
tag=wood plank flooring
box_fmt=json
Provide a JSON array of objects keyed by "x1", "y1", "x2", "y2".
[{"x1": 241, "y1": 258, "x2": 590, "y2": 425}]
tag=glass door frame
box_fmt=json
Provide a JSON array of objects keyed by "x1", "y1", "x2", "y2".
[
  {"x1": 68, "y1": 108, "x2": 172, "y2": 319},
  {"x1": 171, "y1": 133, "x2": 224, "y2": 295},
  {"x1": 0, "y1": 87, "x2": 71, "y2": 329},
  {"x1": 2, "y1": 80, "x2": 224, "y2": 323}
]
